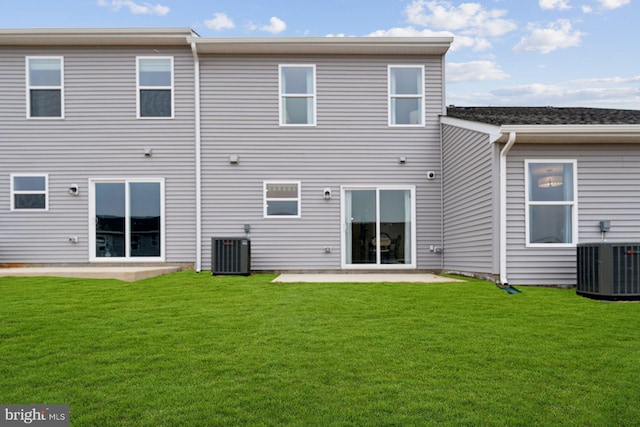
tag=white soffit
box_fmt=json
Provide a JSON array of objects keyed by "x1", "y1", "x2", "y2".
[
  {"x1": 441, "y1": 117, "x2": 640, "y2": 144},
  {"x1": 440, "y1": 116, "x2": 501, "y2": 142},
  {"x1": 189, "y1": 37, "x2": 453, "y2": 55},
  {"x1": 0, "y1": 29, "x2": 452, "y2": 55},
  {"x1": 0, "y1": 28, "x2": 195, "y2": 46},
  {"x1": 495, "y1": 125, "x2": 640, "y2": 144}
]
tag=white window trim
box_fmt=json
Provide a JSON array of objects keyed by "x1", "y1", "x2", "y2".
[
  {"x1": 263, "y1": 180, "x2": 302, "y2": 218},
  {"x1": 136, "y1": 56, "x2": 175, "y2": 120},
  {"x1": 10, "y1": 173, "x2": 49, "y2": 212},
  {"x1": 524, "y1": 159, "x2": 578, "y2": 248},
  {"x1": 340, "y1": 185, "x2": 417, "y2": 269},
  {"x1": 278, "y1": 64, "x2": 317, "y2": 127},
  {"x1": 88, "y1": 178, "x2": 166, "y2": 262},
  {"x1": 26, "y1": 56, "x2": 64, "y2": 120},
  {"x1": 388, "y1": 65, "x2": 424, "y2": 127}
]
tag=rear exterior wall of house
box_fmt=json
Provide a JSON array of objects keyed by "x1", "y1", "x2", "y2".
[
  {"x1": 0, "y1": 46, "x2": 197, "y2": 264},
  {"x1": 0, "y1": 46, "x2": 448, "y2": 271},
  {"x1": 199, "y1": 54, "x2": 446, "y2": 271},
  {"x1": 507, "y1": 143, "x2": 640, "y2": 286},
  {"x1": 441, "y1": 124, "x2": 500, "y2": 276}
]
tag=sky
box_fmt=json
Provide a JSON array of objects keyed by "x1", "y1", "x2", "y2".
[{"x1": 2, "y1": 0, "x2": 639, "y2": 109}]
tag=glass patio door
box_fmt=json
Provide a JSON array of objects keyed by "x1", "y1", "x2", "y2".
[
  {"x1": 344, "y1": 187, "x2": 414, "y2": 267},
  {"x1": 91, "y1": 180, "x2": 163, "y2": 261}
]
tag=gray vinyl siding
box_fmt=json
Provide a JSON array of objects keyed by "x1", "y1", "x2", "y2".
[
  {"x1": 0, "y1": 47, "x2": 196, "y2": 263},
  {"x1": 506, "y1": 143, "x2": 640, "y2": 286},
  {"x1": 442, "y1": 124, "x2": 499, "y2": 275},
  {"x1": 200, "y1": 55, "x2": 445, "y2": 271}
]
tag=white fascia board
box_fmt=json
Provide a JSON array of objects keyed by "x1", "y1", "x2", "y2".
[
  {"x1": 499, "y1": 124, "x2": 640, "y2": 134},
  {"x1": 189, "y1": 36, "x2": 453, "y2": 55},
  {"x1": 497, "y1": 124, "x2": 640, "y2": 144},
  {"x1": 0, "y1": 28, "x2": 195, "y2": 46},
  {"x1": 440, "y1": 116, "x2": 502, "y2": 143}
]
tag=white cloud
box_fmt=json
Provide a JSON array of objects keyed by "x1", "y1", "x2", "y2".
[
  {"x1": 365, "y1": 1, "x2": 514, "y2": 55},
  {"x1": 570, "y1": 75, "x2": 640, "y2": 84},
  {"x1": 367, "y1": 27, "x2": 491, "y2": 51},
  {"x1": 447, "y1": 61, "x2": 510, "y2": 82},
  {"x1": 596, "y1": 0, "x2": 630, "y2": 9},
  {"x1": 513, "y1": 19, "x2": 585, "y2": 54},
  {"x1": 405, "y1": 0, "x2": 480, "y2": 29},
  {"x1": 97, "y1": 0, "x2": 169, "y2": 15},
  {"x1": 581, "y1": 5, "x2": 593, "y2": 13},
  {"x1": 539, "y1": 0, "x2": 571, "y2": 10},
  {"x1": 492, "y1": 83, "x2": 564, "y2": 97},
  {"x1": 491, "y1": 83, "x2": 640, "y2": 105},
  {"x1": 454, "y1": 36, "x2": 492, "y2": 52},
  {"x1": 260, "y1": 17, "x2": 287, "y2": 34},
  {"x1": 205, "y1": 13, "x2": 235, "y2": 31},
  {"x1": 404, "y1": 0, "x2": 516, "y2": 37},
  {"x1": 448, "y1": 75, "x2": 640, "y2": 109}
]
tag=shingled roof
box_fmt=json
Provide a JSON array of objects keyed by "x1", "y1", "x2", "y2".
[{"x1": 446, "y1": 106, "x2": 640, "y2": 126}]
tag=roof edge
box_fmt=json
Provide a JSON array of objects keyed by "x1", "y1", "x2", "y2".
[
  {"x1": 189, "y1": 36, "x2": 453, "y2": 55},
  {"x1": 0, "y1": 28, "x2": 452, "y2": 54},
  {"x1": 0, "y1": 27, "x2": 196, "y2": 46},
  {"x1": 494, "y1": 124, "x2": 640, "y2": 144},
  {"x1": 499, "y1": 124, "x2": 640, "y2": 134},
  {"x1": 440, "y1": 116, "x2": 501, "y2": 142}
]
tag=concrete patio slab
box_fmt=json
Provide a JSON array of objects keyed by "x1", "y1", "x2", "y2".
[
  {"x1": 272, "y1": 273, "x2": 464, "y2": 283},
  {"x1": 0, "y1": 266, "x2": 181, "y2": 282}
]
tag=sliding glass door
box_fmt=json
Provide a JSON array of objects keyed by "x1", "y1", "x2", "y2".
[
  {"x1": 343, "y1": 186, "x2": 415, "y2": 268},
  {"x1": 91, "y1": 179, "x2": 164, "y2": 261}
]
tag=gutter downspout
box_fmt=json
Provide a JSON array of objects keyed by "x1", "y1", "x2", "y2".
[
  {"x1": 439, "y1": 56, "x2": 446, "y2": 271},
  {"x1": 499, "y1": 131, "x2": 517, "y2": 285},
  {"x1": 191, "y1": 42, "x2": 202, "y2": 272},
  {"x1": 439, "y1": 122, "x2": 445, "y2": 271}
]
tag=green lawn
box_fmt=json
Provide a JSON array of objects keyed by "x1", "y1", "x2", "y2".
[{"x1": 1, "y1": 272, "x2": 639, "y2": 426}]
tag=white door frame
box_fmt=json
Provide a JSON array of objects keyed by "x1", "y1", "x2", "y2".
[
  {"x1": 89, "y1": 178, "x2": 166, "y2": 262},
  {"x1": 340, "y1": 185, "x2": 416, "y2": 269}
]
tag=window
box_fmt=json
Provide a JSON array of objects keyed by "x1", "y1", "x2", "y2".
[
  {"x1": 27, "y1": 57, "x2": 63, "y2": 118},
  {"x1": 91, "y1": 179, "x2": 164, "y2": 260},
  {"x1": 525, "y1": 160, "x2": 578, "y2": 246},
  {"x1": 264, "y1": 182, "x2": 301, "y2": 218},
  {"x1": 137, "y1": 57, "x2": 173, "y2": 118},
  {"x1": 388, "y1": 65, "x2": 423, "y2": 126},
  {"x1": 279, "y1": 65, "x2": 316, "y2": 126},
  {"x1": 11, "y1": 174, "x2": 48, "y2": 211}
]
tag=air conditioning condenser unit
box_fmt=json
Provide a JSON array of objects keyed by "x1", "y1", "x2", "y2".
[
  {"x1": 577, "y1": 242, "x2": 640, "y2": 300},
  {"x1": 212, "y1": 238, "x2": 251, "y2": 276}
]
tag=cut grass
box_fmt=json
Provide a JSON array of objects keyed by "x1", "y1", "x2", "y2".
[{"x1": 1, "y1": 272, "x2": 639, "y2": 426}]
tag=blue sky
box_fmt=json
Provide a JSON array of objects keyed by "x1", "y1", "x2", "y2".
[{"x1": 3, "y1": 0, "x2": 639, "y2": 109}]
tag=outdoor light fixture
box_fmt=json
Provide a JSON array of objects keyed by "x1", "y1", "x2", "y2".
[{"x1": 323, "y1": 188, "x2": 332, "y2": 200}]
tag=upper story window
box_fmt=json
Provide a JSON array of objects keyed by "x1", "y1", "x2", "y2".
[
  {"x1": 27, "y1": 57, "x2": 64, "y2": 118},
  {"x1": 388, "y1": 65, "x2": 424, "y2": 126},
  {"x1": 137, "y1": 57, "x2": 174, "y2": 118},
  {"x1": 279, "y1": 65, "x2": 316, "y2": 126},
  {"x1": 11, "y1": 174, "x2": 48, "y2": 211},
  {"x1": 525, "y1": 160, "x2": 578, "y2": 246},
  {"x1": 264, "y1": 181, "x2": 301, "y2": 218}
]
